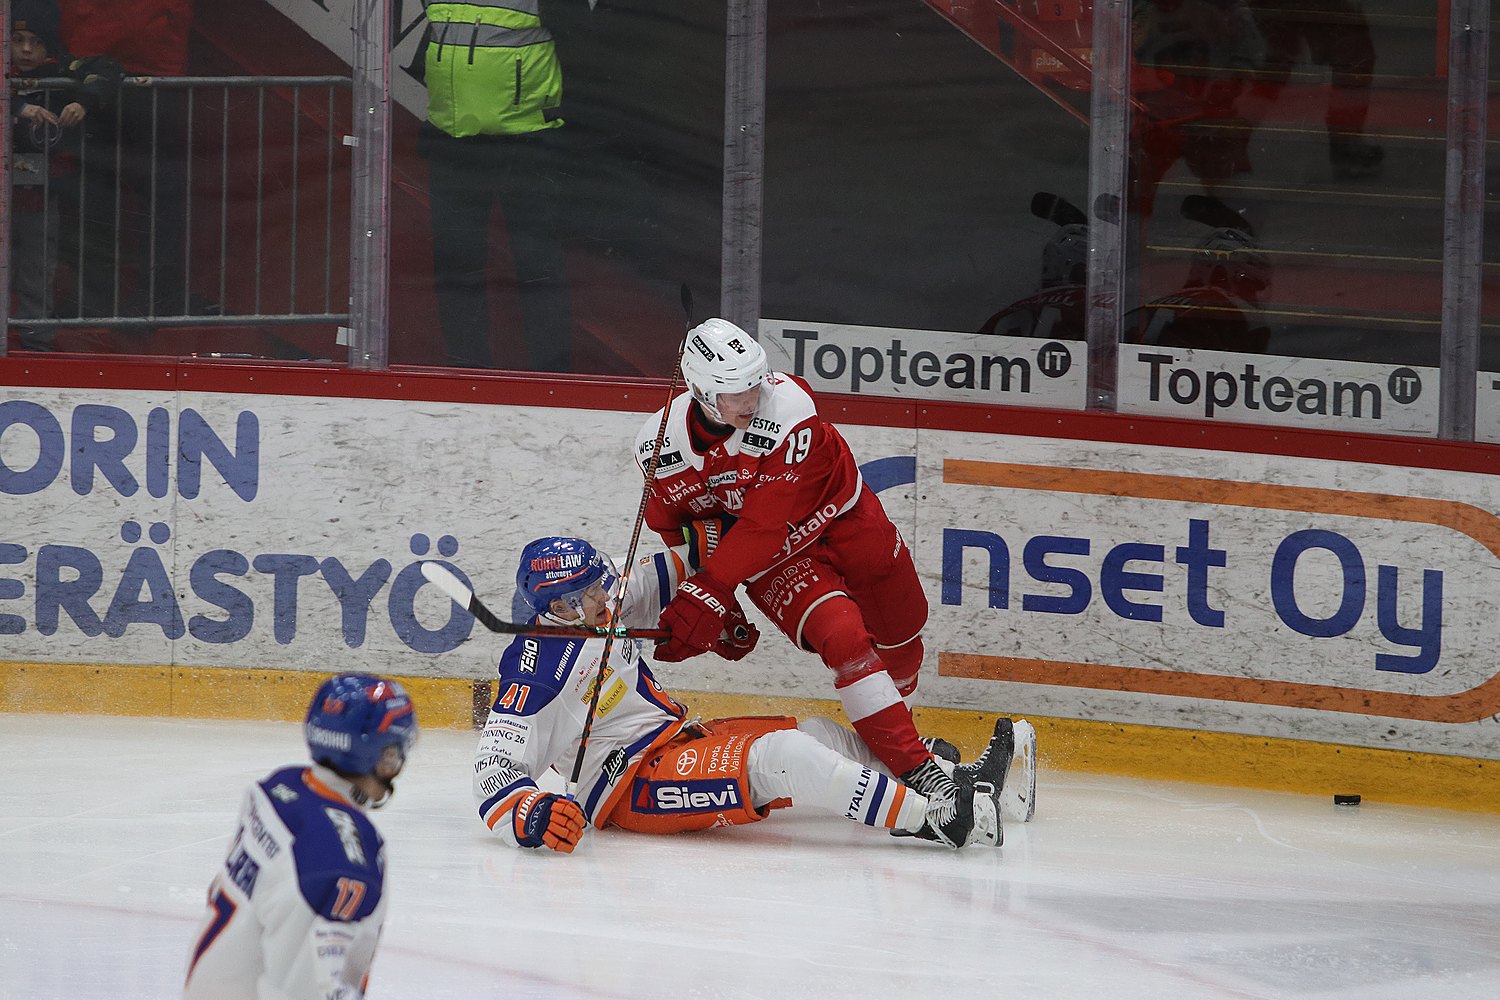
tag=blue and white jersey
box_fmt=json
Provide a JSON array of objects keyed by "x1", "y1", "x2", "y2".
[
  {"x1": 474, "y1": 548, "x2": 691, "y2": 845},
  {"x1": 185, "y1": 766, "x2": 388, "y2": 1000}
]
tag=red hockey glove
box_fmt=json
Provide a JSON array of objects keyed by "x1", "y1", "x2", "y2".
[
  {"x1": 514, "y1": 791, "x2": 586, "y2": 854},
  {"x1": 655, "y1": 572, "x2": 739, "y2": 663},
  {"x1": 714, "y1": 610, "x2": 760, "y2": 662}
]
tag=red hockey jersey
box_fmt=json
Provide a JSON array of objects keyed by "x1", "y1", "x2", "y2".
[{"x1": 634, "y1": 373, "x2": 862, "y2": 587}]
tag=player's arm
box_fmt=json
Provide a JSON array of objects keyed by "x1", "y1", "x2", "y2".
[
  {"x1": 298, "y1": 866, "x2": 386, "y2": 1000},
  {"x1": 643, "y1": 491, "x2": 690, "y2": 549},
  {"x1": 473, "y1": 645, "x2": 586, "y2": 853},
  {"x1": 619, "y1": 548, "x2": 690, "y2": 625},
  {"x1": 635, "y1": 409, "x2": 691, "y2": 547}
]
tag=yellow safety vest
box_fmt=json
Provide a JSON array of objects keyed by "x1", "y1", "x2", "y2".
[{"x1": 424, "y1": 1, "x2": 563, "y2": 137}]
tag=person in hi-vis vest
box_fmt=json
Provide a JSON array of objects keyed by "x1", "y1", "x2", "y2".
[{"x1": 415, "y1": 0, "x2": 574, "y2": 372}]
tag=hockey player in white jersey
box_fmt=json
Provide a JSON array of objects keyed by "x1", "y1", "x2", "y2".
[
  {"x1": 471, "y1": 536, "x2": 1028, "y2": 852},
  {"x1": 185, "y1": 674, "x2": 419, "y2": 1000}
]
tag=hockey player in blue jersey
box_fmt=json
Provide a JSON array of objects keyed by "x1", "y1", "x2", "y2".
[
  {"x1": 471, "y1": 537, "x2": 1034, "y2": 854},
  {"x1": 185, "y1": 674, "x2": 419, "y2": 1000}
]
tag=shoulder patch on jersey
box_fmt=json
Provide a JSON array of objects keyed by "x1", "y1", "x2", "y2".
[
  {"x1": 738, "y1": 374, "x2": 818, "y2": 452},
  {"x1": 518, "y1": 637, "x2": 539, "y2": 675},
  {"x1": 741, "y1": 431, "x2": 777, "y2": 453},
  {"x1": 325, "y1": 807, "x2": 367, "y2": 866},
  {"x1": 300, "y1": 861, "x2": 385, "y2": 923},
  {"x1": 654, "y1": 449, "x2": 686, "y2": 473},
  {"x1": 280, "y1": 788, "x2": 385, "y2": 921},
  {"x1": 495, "y1": 635, "x2": 582, "y2": 712}
]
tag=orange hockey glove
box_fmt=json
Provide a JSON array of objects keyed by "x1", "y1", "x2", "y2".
[
  {"x1": 514, "y1": 791, "x2": 586, "y2": 853},
  {"x1": 656, "y1": 572, "x2": 738, "y2": 663}
]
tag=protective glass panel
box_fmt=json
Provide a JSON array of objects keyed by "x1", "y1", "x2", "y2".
[
  {"x1": 759, "y1": 1, "x2": 1092, "y2": 409},
  {"x1": 386, "y1": 2, "x2": 725, "y2": 375},
  {"x1": 1122, "y1": 0, "x2": 1449, "y2": 435}
]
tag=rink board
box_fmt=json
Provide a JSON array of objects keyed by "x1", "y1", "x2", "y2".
[
  {"x1": 2, "y1": 363, "x2": 1499, "y2": 803},
  {"x1": 3, "y1": 660, "x2": 1496, "y2": 814}
]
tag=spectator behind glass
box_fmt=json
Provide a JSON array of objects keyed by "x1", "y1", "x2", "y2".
[
  {"x1": 1130, "y1": 0, "x2": 1267, "y2": 217},
  {"x1": 58, "y1": 0, "x2": 209, "y2": 321},
  {"x1": 1250, "y1": 0, "x2": 1382, "y2": 180},
  {"x1": 413, "y1": 0, "x2": 576, "y2": 373},
  {"x1": 8, "y1": 0, "x2": 122, "y2": 351}
]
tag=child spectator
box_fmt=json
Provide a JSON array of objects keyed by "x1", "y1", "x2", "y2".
[{"x1": 8, "y1": 0, "x2": 120, "y2": 350}]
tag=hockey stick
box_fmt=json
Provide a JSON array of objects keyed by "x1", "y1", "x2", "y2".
[
  {"x1": 1030, "y1": 191, "x2": 1088, "y2": 228},
  {"x1": 565, "y1": 282, "x2": 696, "y2": 796},
  {"x1": 420, "y1": 561, "x2": 669, "y2": 641}
]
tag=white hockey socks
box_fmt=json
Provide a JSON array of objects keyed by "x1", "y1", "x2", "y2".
[{"x1": 747, "y1": 728, "x2": 927, "y2": 833}]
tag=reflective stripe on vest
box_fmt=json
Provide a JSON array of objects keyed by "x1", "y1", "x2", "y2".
[{"x1": 434, "y1": 22, "x2": 553, "y2": 48}]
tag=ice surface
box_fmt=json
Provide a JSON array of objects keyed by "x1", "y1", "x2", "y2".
[{"x1": 2, "y1": 714, "x2": 1497, "y2": 1000}]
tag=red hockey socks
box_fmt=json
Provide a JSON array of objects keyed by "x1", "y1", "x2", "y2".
[{"x1": 803, "y1": 598, "x2": 929, "y2": 776}]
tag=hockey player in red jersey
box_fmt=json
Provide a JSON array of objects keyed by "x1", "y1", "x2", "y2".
[{"x1": 636, "y1": 318, "x2": 977, "y2": 847}]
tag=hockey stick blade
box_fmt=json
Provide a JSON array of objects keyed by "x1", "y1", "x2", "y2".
[
  {"x1": 1180, "y1": 194, "x2": 1255, "y2": 236},
  {"x1": 1030, "y1": 191, "x2": 1088, "y2": 228},
  {"x1": 419, "y1": 562, "x2": 669, "y2": 641}
]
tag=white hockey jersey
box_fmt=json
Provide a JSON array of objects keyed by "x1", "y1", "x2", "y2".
[
  {"x1": 185, "y1": 766, "x2": 388, "y2": 1000},
  {"x1": 473, "y1": 549, "x2": 691, "y2": 844}
]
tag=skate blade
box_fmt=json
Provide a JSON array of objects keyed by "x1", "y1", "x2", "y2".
[
  {"x1": 1003, "y1": 719, "x2": 1037, "y2": 824},
  {"x1": 968, "y1": 787, "x2": 1002, "y2": 848}
]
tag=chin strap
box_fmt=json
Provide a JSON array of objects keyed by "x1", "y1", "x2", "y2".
[
  {"x1": 348, "y1": 776, "x2": 396, "y2": 809},
  {"x1": 317, "y1": 763, "x2": 395, "y2": 809}
]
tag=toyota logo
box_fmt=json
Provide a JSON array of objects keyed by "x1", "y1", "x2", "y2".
[{"x1": 676, "y1": 748, "x2": 699, "y2": 775}]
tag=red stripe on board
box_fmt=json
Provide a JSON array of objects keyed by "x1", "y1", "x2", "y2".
[{"x1": 4, "y1": 355, "x2": 1498, "y2": 475}]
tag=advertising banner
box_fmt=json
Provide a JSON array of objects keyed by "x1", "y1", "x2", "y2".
[
  {"x1": 759, "y1": 320, "x2": 1087, "y2": 410},
  {"x1": 1116, "y1": 344, "x2": 1439, "y2": 436},
  {"x1": 4, "y1": 387, "x2": 1496, "y2": 758},
  {"x1": 1477, "y1": 370, "x2": 1500, "y2": 445}
]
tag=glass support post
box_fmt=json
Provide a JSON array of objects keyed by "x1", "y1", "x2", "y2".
[
  {"x1": 721, "y1": 0, "x2": 767, "y2": 335},
  {"x1": 1439, "y1": 2, "x2": 1489, "y2": 440},
  {"x1": 1084, "y1": 0, "x2": 1132, "y2": 411},
  {"x1": 348, "y1": 0, "x2": 393, "y2": 369}
]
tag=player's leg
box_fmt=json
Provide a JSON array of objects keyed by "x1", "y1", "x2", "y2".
[
  {"x1": 608, "y1": 719, "x2": 795, "y2": 835},
  {"x1": 819, "y1": 491, "x2": 929, "y2": 702},
  {"x1": 799, "y1": 716, "x2": 960, "y2": 775},
  {"x1": 744, "y1": 726, "x2": 929, "y2": 834},
  {"x1": 747, "y1": 557, "x2": 974, "y2": 846}
]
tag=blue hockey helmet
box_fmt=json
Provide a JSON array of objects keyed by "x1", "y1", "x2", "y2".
[
  {"x1": 304, "y1": 674, "x2": 419, "y2": 780},
  {"x1": 516, "y1": 537, "x2": 619, "y2": 621}
]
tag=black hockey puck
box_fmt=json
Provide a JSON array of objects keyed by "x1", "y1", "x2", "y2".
[{"x1": 1333, "y1": 794, "x2": 1361, "y2": 806}]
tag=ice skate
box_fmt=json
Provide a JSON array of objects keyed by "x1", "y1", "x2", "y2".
[
  {"x1": 893, "y1": 757, "x2": 974, "y2": 848},
  {"x1": 920, "y1": 735, "x2": 961, "y2": 765},
  {"x1": 953, "y1": 717, "x2": 1014, "y2": 847}
]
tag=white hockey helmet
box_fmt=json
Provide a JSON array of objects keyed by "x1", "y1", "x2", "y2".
[
  {"x1": 1040, "y1": 223, "x2": 1089, "y2": 289},
  {"x1": 680, "y1": 318, "x2": 769, "y2": 424}
]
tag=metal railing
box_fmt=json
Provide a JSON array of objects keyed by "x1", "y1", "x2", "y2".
[{"x1": 4, "y1": 74, "x2": 351, "y2": 345}]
